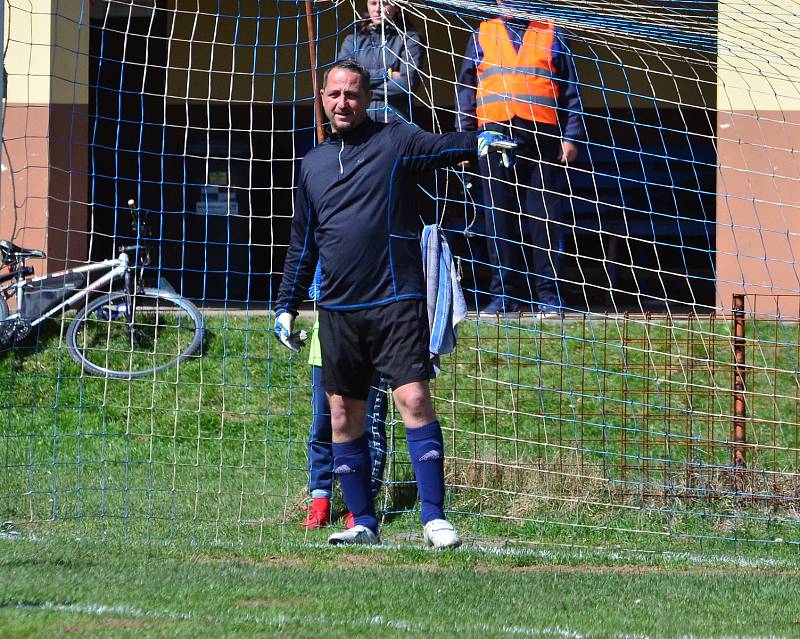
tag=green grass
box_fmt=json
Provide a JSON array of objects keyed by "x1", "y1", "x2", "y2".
[
  {"x1": 2, "y1": 537, "x2": 800, "y2": 638},
  {"x1": 3, "y1": 313, "x2": 800, "y2": 554},
  {"x1": 4, "y1": 314, "x2": 800, "y2": 636}
]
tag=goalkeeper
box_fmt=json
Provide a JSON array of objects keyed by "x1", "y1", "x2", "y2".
[
  {"x1": 456, "y1": 1, "x2": 585, "y2": 316},
  {"x1": 274, "y1": 59, "x2": 515, "y2": 548}
]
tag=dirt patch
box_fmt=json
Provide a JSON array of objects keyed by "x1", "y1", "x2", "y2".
[
  {"x1": 242, "y1": 555, "x2": 309, "y2": 568},
  {"x1": 328, "y1": 552, "x2": 387, "y2": 568}
]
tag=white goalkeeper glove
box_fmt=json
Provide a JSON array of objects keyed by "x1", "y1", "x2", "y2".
[
  {"x1": 477, "y1": 130, "x2": 518, "y2": 168},
  {"x1": 273, "y1": 310, "x2": 307, "y2": 353}
]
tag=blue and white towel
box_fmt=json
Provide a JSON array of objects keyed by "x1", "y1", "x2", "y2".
[{"x1": 421, "y1": 224, "x2": 468, "y2": 375}]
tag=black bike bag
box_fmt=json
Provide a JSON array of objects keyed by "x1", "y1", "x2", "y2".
[{"x1": 19, "y1": 271, "x2": 86, "y2": 320}]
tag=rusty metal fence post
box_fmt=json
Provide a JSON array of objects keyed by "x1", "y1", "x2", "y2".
[{"x1": 732, "y1": 294, "x2": 747, "y2": 493}]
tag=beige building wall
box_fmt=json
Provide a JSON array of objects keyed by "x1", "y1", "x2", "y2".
[
  {"x1": 164, "y1": 0, "x2": 711, "y2": 112},
  {"x1": 717, "y1": 1, "x2": 800, "y2": 317},
  {"x1": 1, "y1": 0, "x2": 88, "y2": 271}
]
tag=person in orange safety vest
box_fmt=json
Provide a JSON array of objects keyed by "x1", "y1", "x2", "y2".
[{"x1": 456, "y1": 3, "x2": 585, "y2": 316}]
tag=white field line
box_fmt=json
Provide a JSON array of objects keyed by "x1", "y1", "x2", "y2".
[
  {"x1": 13, "y1": 600, "x2": 789, "y2": 639},
  {"x1": 14, "y1": 601, "x2": 193, "y2": 621},
  {"x1": 477, "y1": 545, "x2": 800, "y2": 570}
]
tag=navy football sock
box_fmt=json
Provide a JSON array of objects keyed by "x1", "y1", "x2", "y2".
[
  {"x1": 406, "y1": 421, "x2": 446, "y2": 524},
  {"x1": 332, "y1": 434, "x2": 377, "y2": 531}
]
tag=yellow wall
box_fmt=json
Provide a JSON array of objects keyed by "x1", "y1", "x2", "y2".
[
  {"x1": 3, "y1": 0, "x2": 88, "y2": 103},
  {"x1": 718, "y1": 0, "x2": 800, "y2": 112},
  {"x1": 4, "y1": 0, "x2": 53, "y2": 103},
  {"x1": 164, "y1": 0, "x2": 714, "y2": 111}
]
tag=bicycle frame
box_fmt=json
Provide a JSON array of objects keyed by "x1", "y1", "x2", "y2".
[{"x1": 0, "y1": 252, "x2": 131, "y2": 327}]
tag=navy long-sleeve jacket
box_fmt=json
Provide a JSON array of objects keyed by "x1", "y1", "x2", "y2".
[
  {"x1": 456, "y1": 19, "x2": 585, "y2": 141},
  {"x1": 275, "y1": 118, "x2": 477, "y2": 313}
]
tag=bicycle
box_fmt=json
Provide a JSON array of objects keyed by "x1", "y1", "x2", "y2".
[{"x1": 0, "y1": 199, "x2": 205, "y2": 378}]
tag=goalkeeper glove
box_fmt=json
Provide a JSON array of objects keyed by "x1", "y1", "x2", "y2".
[
  {"x1": 273, "y1": 310, "x2": 308, "y2": 352},
  {"x1": 477, "y1": 130, "x2": 517, "y2": 168}
]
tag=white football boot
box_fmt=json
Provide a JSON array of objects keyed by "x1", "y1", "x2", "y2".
[
  {"x1": 328, "y1": 524, "x2": 381, "y2": 546},
  {"x1": 423, "y1": 519, "x2": 462, "y2": 549}
]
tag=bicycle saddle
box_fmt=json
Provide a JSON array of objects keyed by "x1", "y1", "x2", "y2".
[{"x1": 0, "y1": 239, "x2": 47, "y2": 264}]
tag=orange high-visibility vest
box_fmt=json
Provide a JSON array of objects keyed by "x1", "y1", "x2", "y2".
[{"x1": 475, "y1": 19, "x2": 559, "y2": 127}]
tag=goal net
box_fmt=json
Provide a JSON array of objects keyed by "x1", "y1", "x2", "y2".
[{"x1": 1, "y1": 0, "x2": 799, "y2": 553}]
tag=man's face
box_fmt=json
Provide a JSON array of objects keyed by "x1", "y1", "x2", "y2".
[
  {"x1": 367, "y1": 0, "x2": 399, "y2": 25},
  {"x1": 321, "y1": 68, "x2": 370, "y2": 133}
]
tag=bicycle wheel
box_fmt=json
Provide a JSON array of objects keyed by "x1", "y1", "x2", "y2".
[{"x1": 66, "y1": 288, "x2": 204, "y2": 378}]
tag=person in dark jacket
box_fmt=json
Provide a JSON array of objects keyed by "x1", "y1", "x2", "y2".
[
  {"x1": 338, "y1": 0, "x2": 424, "y2": 123},
  {"x1": 457, "y1": 4, "x2": 585, "y2": 316},
  {"x1": 273, "y1": 59, "x2": 514, "y2": 547}
]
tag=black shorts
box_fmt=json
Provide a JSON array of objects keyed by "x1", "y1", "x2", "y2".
[{"x1": 318, "y1": 299, "x2": 433, "y2": 400}]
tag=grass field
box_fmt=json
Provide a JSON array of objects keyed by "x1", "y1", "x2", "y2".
[
  {"x1": 2, "y1": 536, "x2": 800, "y2": 638},
  {"x1": 2, "y1": 312, "x2": 800, "y2": 636}
]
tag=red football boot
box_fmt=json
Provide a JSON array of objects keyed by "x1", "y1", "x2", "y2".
[{"x1": 301, "y1": 497, "x2": 331, "y2": 529}]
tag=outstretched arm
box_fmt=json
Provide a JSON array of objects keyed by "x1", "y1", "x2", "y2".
[
  {"x1": 399, "y1": 126, "x2": 516, "y2": 172},
  {"x1": 399, "y1": 126, "x2": 479, "y2": 173}
]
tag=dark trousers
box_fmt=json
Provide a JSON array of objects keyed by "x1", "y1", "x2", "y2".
[
  {"x1": 308, "y1": 365, "x2": 388, "y2": 497},
  {"x1": 479, "y1": 123, "x2": 566, "y2": 304}
]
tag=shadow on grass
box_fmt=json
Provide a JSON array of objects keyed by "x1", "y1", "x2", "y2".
[
  {"x1": 380, "y1": 479, "x2": 419, "y2": 525},
  {"x1": 198, "y1": 323, "x2": 216, "y2": 357},
  {"x1": 0, "y1": 321, "x2": 63, "y2": 368}
]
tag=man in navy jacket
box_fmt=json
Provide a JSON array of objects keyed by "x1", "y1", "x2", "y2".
[{"x1": 274, "y1": 59, "x2": 513, "y2": 547}]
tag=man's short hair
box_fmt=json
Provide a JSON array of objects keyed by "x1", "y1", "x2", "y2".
[{"x1": 323, "y1": 59, "x2": 371, "y2": 94}]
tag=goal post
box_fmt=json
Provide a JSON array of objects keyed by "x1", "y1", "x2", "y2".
[{"x1": 1, "y1": 0, "x2": 800, "y2": 552}]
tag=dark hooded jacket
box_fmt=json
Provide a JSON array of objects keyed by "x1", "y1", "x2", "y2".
[{"x1": 338, "y1": 20, "x2": 425, "y2": 122}]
